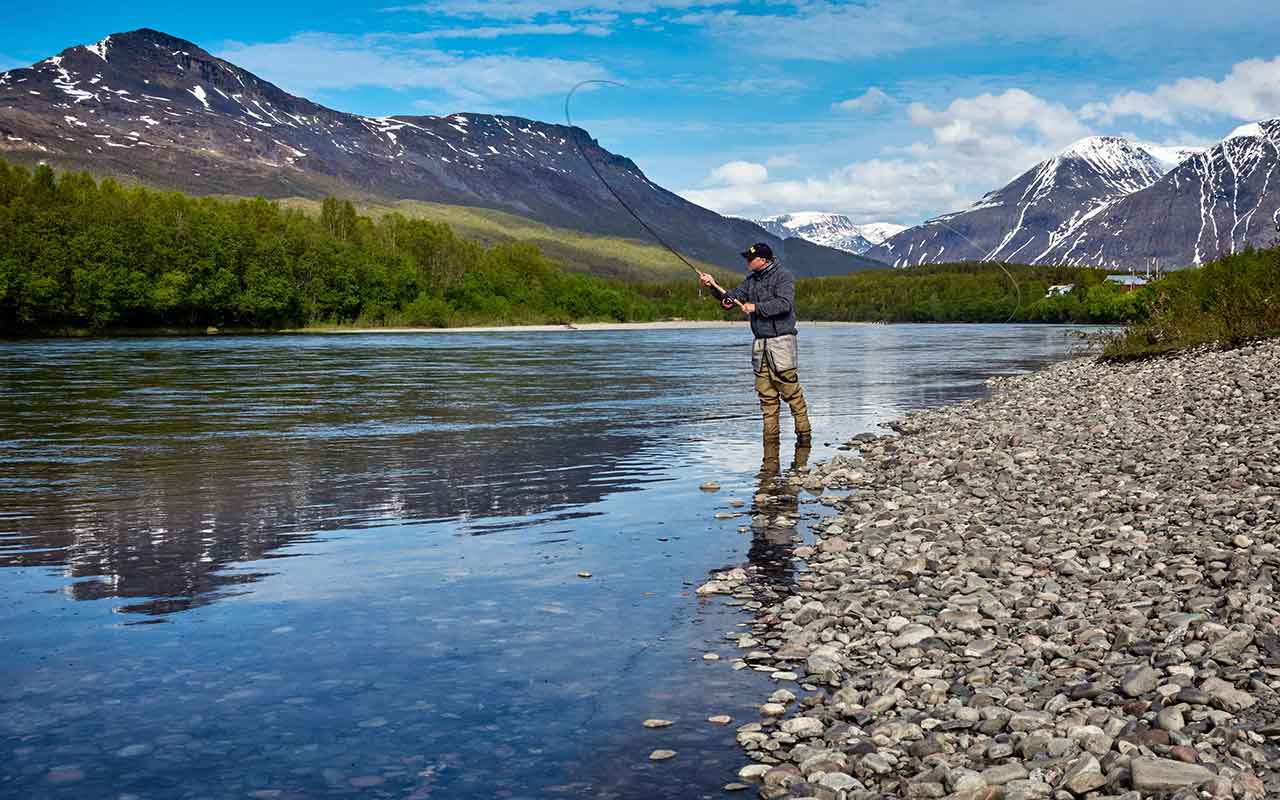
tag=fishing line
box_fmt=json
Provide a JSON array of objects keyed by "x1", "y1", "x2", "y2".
[
  {"x1": 918, "y1": 218, "x2": 1023, "y2": 323},
  {"x1": 564, "y1": 81, "x2": 1017, "y2": 323},
  {"x1": 564, "y1": 80, "x2": 704, "y2": 277}
]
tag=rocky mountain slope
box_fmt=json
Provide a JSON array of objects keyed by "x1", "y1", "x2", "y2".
[
  {"x1": 870, "y1": 125, "x2": 1280, "y2": 271},
  {"x1": 1038, "y1": 121, "x2": 1280, "y2": 268},
  {"x1": 869, "y1": 137, "x2": 1178, "y2": 267},
  {"x1": 0, "y1": 29, "x2": 881, "y2": 277}
]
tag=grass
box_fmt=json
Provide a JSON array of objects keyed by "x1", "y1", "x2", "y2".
[{"x1": 276, "y1": 196, "x2": 739, "y2": 285}]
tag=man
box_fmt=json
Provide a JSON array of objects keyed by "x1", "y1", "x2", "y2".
[{"x1": 699, "y1": 243, "x2": 812, "y2": 444}]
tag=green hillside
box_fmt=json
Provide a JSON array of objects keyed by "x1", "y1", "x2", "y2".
[{"x1": 278, "y1": 197, "x2": 736, "y2": 285}]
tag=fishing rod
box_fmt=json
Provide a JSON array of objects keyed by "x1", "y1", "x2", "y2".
[{"x1": 564, "y1": 80, "x2": 745, "y2": 310}]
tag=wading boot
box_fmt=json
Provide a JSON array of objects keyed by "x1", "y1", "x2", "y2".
[{"x1": 789, "y1": 397, "x2": 812, "y2": 446}]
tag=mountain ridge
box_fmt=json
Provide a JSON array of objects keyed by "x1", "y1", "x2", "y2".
[
  {"x1": 751, "y1": 212, "x2": 906, "y2": 255},
  {"x1": 0, "y1": 28, "x2": 882, "y2": 277},
  {"x1": 867, "y1": 133, "x2": 1272, "y2": 270}
]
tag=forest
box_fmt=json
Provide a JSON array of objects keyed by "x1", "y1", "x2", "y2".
[{"x1": 3, "y1": 160, "x2": 1258, "y2": 340}]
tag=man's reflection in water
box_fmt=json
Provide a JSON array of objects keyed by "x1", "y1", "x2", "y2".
[{"x1": 745, "y1": 438, "x2": 811, "y2": 589}]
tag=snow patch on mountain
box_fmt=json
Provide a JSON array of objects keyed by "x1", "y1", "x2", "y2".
[
  {"x1": 750, "y1": 212, "x2": 904, "y2": 254},
  {"x1": 1137, "y1": 143, "x2": 1205, "y2": 173}
]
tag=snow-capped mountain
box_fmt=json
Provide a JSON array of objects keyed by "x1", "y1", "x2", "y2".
[
  {"x1": 1138, "y1": 143, "x2": 1206, "y2": 173},
  {"x1": 1038, "y1": 120, "x2": 1280, "y2": 268},
  {"x1": 868, "y1": 136, "x2": 1218, "y2": 268},
  {"x1": 752, "y1": 212, "x2": 906, "y2": 255},
  {"x1": 0, "y1": 29, "x2": 881, "y2": 276}
]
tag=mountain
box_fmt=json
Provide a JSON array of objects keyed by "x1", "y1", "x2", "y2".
[
  {"x1": 869, "y1": 136, "x2": 1176, "y2": 266},
  {"x1": 752, "y1": 212, "x2": 906, "y2": 255},
  {"x1": 0, "y1": 29, "x2": 882, "y2": 277},
  {"x1": 1138, "y1": 143, "x2": 1206, "y2": 174},
  {"x1": 1038, "y1": 121, "x2": 1280, "y2": 268}
]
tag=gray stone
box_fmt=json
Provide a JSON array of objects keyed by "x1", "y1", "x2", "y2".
[
  {"x1": 781, "y1": 717, "x2": 824, "y2": 738},
  {"x1": 982, "y1": 762, "x2": 1030, "y2": 786},
  {"x1": 1060, "y1": 754, "x2": 1106, "y2": 795},
  {"x1": 1008, "y1": 710, "x2": 1054, "y2": 732},
  {"x1": 1200, "y1": 677, "x2": 1256, "y2": 711},
  {"x1": 1120, "y1": 666, "x2": 1161, "y2": 698},
  {"x1": 1129, "y1": 757, "x2": 1214, "y2": 793},
  {"x1": 891, "y1": 624, "x2": 936, "y2": 649}
]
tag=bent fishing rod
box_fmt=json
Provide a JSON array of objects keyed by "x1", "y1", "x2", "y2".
[{"x1": 564, "y1": 80, "x2": 746, "y2": 310}]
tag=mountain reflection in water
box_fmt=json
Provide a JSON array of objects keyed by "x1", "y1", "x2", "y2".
[{"x1": 0, "y1": 334, "x2": 700, "y2": 614}]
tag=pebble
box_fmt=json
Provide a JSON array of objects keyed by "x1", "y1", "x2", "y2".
[
  {"x1": 699, "y1": 482, "x2": 720, "y2": 491},
  {"x1": 708, "y1": 715, "x2": 733, "y2": 725},
  {"x1": 648, "y1": 749, "x2": 677, "y2": 761},
  {"x1": 708, "y1": 342, "x2": 1280, "y2": 799},
  {"x1": 576, "y1": 571, "x2": 592, "y2": 578},
  {"x1": 642, "y1": 719, "x2": 673, "y2": 728},
  {"x1": 1130, "y1": 757, "x2": 1214, "y2": 793}
]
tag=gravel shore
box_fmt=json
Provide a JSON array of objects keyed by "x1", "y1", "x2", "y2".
[{"x1": 702, "y1": 339, "x2": 1280, "y2": 800}]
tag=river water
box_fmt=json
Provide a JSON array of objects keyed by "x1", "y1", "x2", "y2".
[{"x1": 0, "y1": 323, "x2": 1094, "y2": 799}]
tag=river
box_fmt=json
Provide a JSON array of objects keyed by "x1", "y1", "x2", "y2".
[{"x1": 0, "y1": 323, "x2": 1095, "y2": 799}]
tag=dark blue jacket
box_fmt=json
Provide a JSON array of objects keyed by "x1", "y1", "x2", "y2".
[{"x1": 712, "y1": 261, "x2": 798, "y2": 339}]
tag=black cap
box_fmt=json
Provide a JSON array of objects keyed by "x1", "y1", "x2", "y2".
[{"x1": 740, "y1": 242, "x2": 773, "y2": 260}]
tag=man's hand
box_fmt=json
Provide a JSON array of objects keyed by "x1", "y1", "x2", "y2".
[
  {"x1": 740, "y1": 302, "x2": 756, "y2": 315},
  {"x1": 698, "y1": 271, "x2": 716, "y2": 288}
]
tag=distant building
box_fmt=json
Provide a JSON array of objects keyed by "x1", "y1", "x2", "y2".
[
  {"x1": 1105, "y1": 274, "x2": 1149, "y2": 292},
  {"x1": 1044, "y1": 284, "x2": 1075, "y2": 298}
]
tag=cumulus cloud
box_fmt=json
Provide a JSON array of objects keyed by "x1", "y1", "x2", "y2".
[
  {"x1": 215, "y1": 33, "x2": 609, "y2": 104},
  {"x1": 907, "y1": 89, "x2": 1088, "y2": 157},
  {"x1": 1081, "y1": 56, "x2": 1280, "y2": 124},
  {"x1": 833, "y1": 87, "x2": 890, "y2": 114},
  {"x1": 682, "y1": 158, "x2": 959, "y2": 222},
  {"x1": 708, "y1": 160, "x2": 769, "y2": 185},
  {"x1": 684, "y1": 87, "x2": 1094, "y2": 220}
]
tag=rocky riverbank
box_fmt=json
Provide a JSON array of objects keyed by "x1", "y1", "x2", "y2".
[{"x1": 701, "y1": 340, "x2": 1280, "y2": 799}]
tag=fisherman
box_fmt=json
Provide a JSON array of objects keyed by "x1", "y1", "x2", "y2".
[{"x1": 699, "y1": 243, "x2": 812, "y2": 444}]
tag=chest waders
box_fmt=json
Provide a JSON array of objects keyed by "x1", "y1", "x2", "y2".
[{"x1": 752, "y1": 334, "x2": 811, "y2": 441}]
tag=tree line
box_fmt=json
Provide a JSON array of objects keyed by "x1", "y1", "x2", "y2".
[{"x1": 0, "y1": 160, "x2": 1194, "y2": 335}]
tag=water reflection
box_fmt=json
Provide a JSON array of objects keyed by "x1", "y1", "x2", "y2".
[
  {"x1": 0, "y1": 324, "x2": 1097, "y2": 800},
  {"x1": 742, "y1": 439, "x2": 811, "y2": 590},
  {"x1": 0, "y1": 326, "x2": 1095, "y2": 617}
]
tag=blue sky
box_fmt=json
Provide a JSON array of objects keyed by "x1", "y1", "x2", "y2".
[{"x1": 5, "y1": 1, "x2": 1280, "y2": 224}]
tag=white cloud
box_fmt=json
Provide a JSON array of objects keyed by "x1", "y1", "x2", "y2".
[
  {"x1": 689, "y1": 1, "x2": 1280, "y2": 63},
  {"x1": 708, "y1": 160, "x2": 768, "y2": 185},
  {"x1": 684, "y1": 86, "x2": 1095, "y2": 221},
  {"x1": 215, "y1": 33, "x2": 609, "y2": 104},
  {"x1": 385, "y1": 0, "x2": 735, "y2": 20},
  {"x1": 683, "y1": 158, "x2": 959, "y2": 222},
  {"x1": 765, "y1": 153, "x2": 800, "y2": 168},
  {"x1": 410, "y1": 23, "x2": 609, "y2": 39},
  {"x1": 833, "y1": 87, "x2": 890, "y2": 114},
  {"x1": 1081, "y1": 56, "x2": 1280, "y2": 124},
  {"x1": 907, "y1": 89, "x2": 1088, "y2": 156}
]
